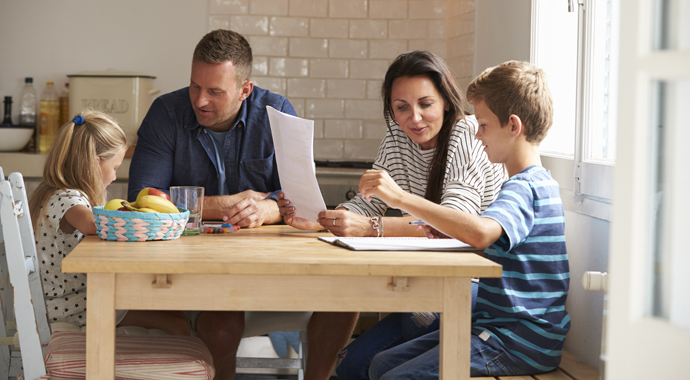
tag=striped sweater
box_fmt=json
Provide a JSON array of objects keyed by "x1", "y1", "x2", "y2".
[
  {"x1": 476, "y1": 165, "x2": 570, "y2": 373},
  {"x1": 339, "y1": 115, "x2": 507, "y2": 217}
]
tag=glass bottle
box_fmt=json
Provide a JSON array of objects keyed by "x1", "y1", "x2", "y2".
[
  {"x1": 2, "y1": 96, "x2": 12, "y2": 124},
  {"x1": 58, "y1": 82, "x2": 70, "y2": 127},
  {"x1": 19, "y1": 77, "x2": 38, "y2": 152},
  {"x1": 39, "y1": 82, "x2": 59, "y2": 153}
]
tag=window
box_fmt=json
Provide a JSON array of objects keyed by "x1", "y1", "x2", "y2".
[{"x1": 532, "y1": 0, "x2": 620, "y2": 207}]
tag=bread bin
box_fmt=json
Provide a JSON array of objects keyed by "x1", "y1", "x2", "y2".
[{"x1": 67, "y1": 70, "x2": 159, "y2": 150}]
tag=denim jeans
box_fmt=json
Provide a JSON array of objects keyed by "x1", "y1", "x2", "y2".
[{"x1": 336, "y1": 282, "x2": 488, "y2": 380}]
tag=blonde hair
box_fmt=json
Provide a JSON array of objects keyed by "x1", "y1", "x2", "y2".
[
  {"x1": 466, "y1": 60, "x2": 553, "y2": 144},
  {"x1": 29, "y1": 110, "x2": 127, "y2": 231}
]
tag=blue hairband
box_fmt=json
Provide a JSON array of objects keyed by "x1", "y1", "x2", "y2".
[{"x1": 72, "y1": 115, "x2": 84, "y2": 125}]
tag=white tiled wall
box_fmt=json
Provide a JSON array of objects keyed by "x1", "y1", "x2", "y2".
[{"x1": 210, "y1": 0, "x2": 475, "y2": 161}]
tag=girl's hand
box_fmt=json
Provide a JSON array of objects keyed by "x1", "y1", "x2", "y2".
[
  {"x1": 317, "y1": 209, "x2": 377, "y2": 237},
  {"x1": 277, "y1": 192, "x2": 323, "y2": 231},
  {"x1": 358, "y1": 170, "x2": 407, "y2": 209}
]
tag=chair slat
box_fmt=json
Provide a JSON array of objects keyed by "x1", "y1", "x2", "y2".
[{"x1": 559, "y1": 351, "x2": 600, "y2": 380}]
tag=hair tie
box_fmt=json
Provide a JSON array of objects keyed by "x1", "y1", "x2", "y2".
[{"x1": 72, "y1": 115, "x2": 84, "y2": 125}]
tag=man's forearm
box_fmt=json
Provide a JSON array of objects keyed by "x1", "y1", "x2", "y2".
[{"x1": 260, "y1": 200, "x2": 283, "y2": 225}]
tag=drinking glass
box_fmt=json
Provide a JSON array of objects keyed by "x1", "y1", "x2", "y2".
[{"x1": 170, "y1": 186, "x2": 204, "y2": 236}]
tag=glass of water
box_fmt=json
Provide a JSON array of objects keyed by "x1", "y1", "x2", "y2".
[{"x1": 169, "y1": 186, "x2": 204, "y2": 236}]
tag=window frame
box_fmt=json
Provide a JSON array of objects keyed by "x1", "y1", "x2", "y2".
[{"x1": 531, "y1": 0, "x2": 616, "y2": 220}]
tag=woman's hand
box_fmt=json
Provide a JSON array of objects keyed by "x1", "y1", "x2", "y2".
[
  {"x1": 317, "y1": 209, "x2": 378, "y2": 237},
  {"x1": 421, "y1": 225, "x2": 451, "y2": 239},
  {"x1": 358, "y1": 170, "x2": 408, "y2": 209},
  {"x1": 277, "y1": 192, "x2": 323, "y2": 230}
]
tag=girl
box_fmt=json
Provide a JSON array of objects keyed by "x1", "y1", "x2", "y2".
[{"x1": 29, "y1": 110, "x2": 189, "y2": 335}]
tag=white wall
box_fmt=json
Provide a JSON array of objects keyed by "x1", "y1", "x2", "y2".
[
  {"x1": 0, "y1": 0, "x2": 208, "y2": 123},
  {"x1": 473, "y1": 0, "x2": 531, "y2": 76}
]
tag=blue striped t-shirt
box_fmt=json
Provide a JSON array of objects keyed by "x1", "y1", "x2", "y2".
[{"x1": 474, "y1": 165, "x2": 570, "y2": 373}]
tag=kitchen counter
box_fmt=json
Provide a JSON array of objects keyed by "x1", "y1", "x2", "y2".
[{"x1": 0, "y1": 152, "x2": 131, "y2": 178}]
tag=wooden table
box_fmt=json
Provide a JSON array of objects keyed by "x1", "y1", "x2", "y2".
[{"x1": 62, "y1": 225, "x2": 502, "y2": 379}]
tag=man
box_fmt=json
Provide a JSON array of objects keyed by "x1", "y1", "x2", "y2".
[{"x1": 129, "y1": 29, "x2": 358, "y2": 380}]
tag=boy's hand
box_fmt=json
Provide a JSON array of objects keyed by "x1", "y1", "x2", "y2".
[{"x1": 358, "y1": 170, "x2": 407, "y2": 208}]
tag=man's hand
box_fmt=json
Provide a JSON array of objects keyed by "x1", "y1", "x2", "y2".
[{"x1": 223, "y1": 198, "x2": 280, "y2": 228}]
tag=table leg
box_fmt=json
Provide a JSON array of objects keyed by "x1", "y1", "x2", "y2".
[
  {"x1": 440, "y1": 277, "x2": 471, "y2": 380},
  {"x1": 86, "y1": 273, "x2": 116, "y2": 379}
]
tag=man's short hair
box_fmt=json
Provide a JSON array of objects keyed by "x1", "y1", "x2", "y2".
[
  {"x1": 193, "y1": 29, "x2": 253, "y2": 84},
  {"x1": 466, "y1": 61, "x2": 553, "y2": 144}
]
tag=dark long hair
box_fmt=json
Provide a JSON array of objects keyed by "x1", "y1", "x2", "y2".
[{"x1": 381, "y1": 50, "x2": 466, "y2": 204}]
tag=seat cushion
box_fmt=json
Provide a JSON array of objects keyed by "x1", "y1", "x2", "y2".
[{"x1": 45, "y1": 331, "x2": 215, "y2": 380}]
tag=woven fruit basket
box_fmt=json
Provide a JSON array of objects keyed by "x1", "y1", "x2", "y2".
[{"x1": 92, "y1": 206, "x2": 190, "y2": 242}]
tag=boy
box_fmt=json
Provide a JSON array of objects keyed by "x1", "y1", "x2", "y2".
[{"x1": 358, "y1": 60, "x2": 570, "y2": 378}]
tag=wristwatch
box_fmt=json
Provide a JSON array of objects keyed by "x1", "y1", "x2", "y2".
[{"x1": 264, "y1": 190, "x2": 281, "y2": 202}]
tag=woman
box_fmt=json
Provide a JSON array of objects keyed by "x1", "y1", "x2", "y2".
[{"x1": 279, "y1": 50, "x2": 505, "y2": 239}]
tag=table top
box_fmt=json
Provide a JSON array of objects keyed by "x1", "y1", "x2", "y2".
[{"x1": 62, "y1": 225, "x2": 502, "y2": 278}]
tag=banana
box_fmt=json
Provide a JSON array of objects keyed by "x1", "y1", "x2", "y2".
[
  {"x1": 104, "y1": 198, "x2": 127, "y2": 211},
  {"x1": 133, "y1": 195, "x2": 180, "y2": 213},
  {"x1": 136, "y1": 207, "x2": 159, "y2": 213}
]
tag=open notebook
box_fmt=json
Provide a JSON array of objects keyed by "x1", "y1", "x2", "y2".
[{"x1": 318, "y1": 236, "x2": 476, "y2": 251}]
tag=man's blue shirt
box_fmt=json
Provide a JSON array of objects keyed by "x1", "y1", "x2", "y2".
[{"x1": 128, "y1": 86, "x2": 296, "y2": 200}]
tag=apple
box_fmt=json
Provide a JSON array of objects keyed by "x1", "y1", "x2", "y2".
[
  {"x1": 137, "y1": 187, "x2": 170, "y2": 201},
  {"x1": 116, "y1": 207, "x2": 129, "y2": 211}
]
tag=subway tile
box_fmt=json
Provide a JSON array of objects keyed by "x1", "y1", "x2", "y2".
[
  {"x1": 349, "y1": 20, "x2": 388, "y2": 39},
  {"x1": 363, "y1": 120, "x2": 387, "y2": 140},
  {"x1": 209, "y1": 15, "x2": 231, "y2": 31},
  {"x1": 314, "y1": 139, "x2": 344, "y2": 160},
  {"x1": 230, "y1": 15, "x2": 269, "y2": 35},
  {"x1": 408, "y1": 1, "x2": 446, "y2": 19},
  {"x1": 310, "y1": 19, "x2": 349, "y2": 38},
  {"x1": 344, "y1": 139, "x2": 381, "y2": 160},
  {"x1": 329, "y1": 40, "x2": 367, "y2": 59},
  {"x1": 366, "y1": 80, "x2": 383, "y2": 99},
  {"x1": 447, "y1": 56, "x2": 473, "y2": 78},
  {"x1": 329, "y1": 0, "x2": 368, "y2": 18},
  {"x1": 313, "y1": 119, "x2": 324, "y2": 138},
  {"x1": 269, "y1": 57, "x2": 309, "y2": 76},
  {"x1": 350, "y1": 60, "x2": 389, "y2": 79},
  {"x1": 368, "y1": 40, "x2": 407, "y2": 59},
  {"x1": 408, "y1": 39, "x2": 447, "y2": 59},
  {"x1": 369, "y1": 0, "x2": 407, "y2": 19},
  {"x1": 290, "y1": 38, "x2": 329, "y2": 58},
  {"x1": 270, "y1": 17, "x2": 309, "y2": 36},
  {"x1": 310, "y1": 59, "x2": 349, "y2": 78},
  {"x1": 249, "y1": 36, "x2": 289, "y2": 56},
  {"x1": 290, "y1": 98, "x2": 306, "y2": 118},
  {"x1": 306, "y1": 99, "x2": 345, "y2": 119},
  {"x1": 289, "y1": 0, "x2": 328, "y2": 17},
  {"x1": 326, "y1": 79, "x2": 366, "y2": 99},
  {"x1": 345, "y1": 99, "x2": 383, "y2": 120},
  {"x1": 251, "y1": 77, "x2": 287, "y2": 95},
  {"x1": 447, "y1": 34, "x2": 474, "y2": 57},
  {"x1": 325, "y1": 120, "x2": 363, "y2": 139},
  {"x1": 287, "y1": 78, "x2": 326, "y2": 98},
  {"x1": 428, "y1": 20, "x2": 447, "y2": 39},
  {"x1": 448, "y1": 17, "x2": 474, "y2": 37},
  {"x1": 253, "y1": 56, "x2": 269, "y2": 76},
  {"x1": 389, "y1": 20, "x2": 428, "y2": 39},
  {"x1": 250, "y1": 0, "x2": 288, "y2": 15},
  {"x1": 210, "y1": 0, "x2": 249, "y2": 14}
]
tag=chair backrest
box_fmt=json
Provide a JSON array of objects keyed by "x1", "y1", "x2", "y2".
[{"x1": 0, "y1": 169, "x2": 52, "y2": 380}]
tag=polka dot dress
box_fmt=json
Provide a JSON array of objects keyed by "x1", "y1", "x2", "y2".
[{"x1": 36, "y1": 189, "x2": 90, "y2": 327}]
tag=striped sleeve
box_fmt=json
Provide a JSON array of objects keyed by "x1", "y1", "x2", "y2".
[
  {"x1": 480, "y1": 179, "x2": 535, "y2": 251},
  {"x1": 441, "y1": 116, "x2": 506, "y2": 216}
]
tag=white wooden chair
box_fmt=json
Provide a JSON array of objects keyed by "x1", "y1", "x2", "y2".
[{"x1": 0, "y1": 169, "x2": 217, "y2": 380}]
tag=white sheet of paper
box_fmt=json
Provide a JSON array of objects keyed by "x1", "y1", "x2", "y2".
[{"x1": 267, "y1": 106, "x2": 327, "y2": 223}]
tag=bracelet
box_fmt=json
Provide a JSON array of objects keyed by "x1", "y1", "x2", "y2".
[
  {"x1": 380, "y1": 216, "x2": 384, "y2": 237},
  {"x1": 370, "y1": 216, "x2": 382, "y2": 237}
]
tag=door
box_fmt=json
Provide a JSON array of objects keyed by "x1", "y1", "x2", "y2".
[{"x1": 607, "y1": 0, "x2": 690, "y2": 378}]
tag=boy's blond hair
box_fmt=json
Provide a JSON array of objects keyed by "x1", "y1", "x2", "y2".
[
  {"x1": 466, "y1": 61, "x2": 553, "y2": 144},
  {"x1": 28, "y1": 109, "x2": 127, "y2": 232}
]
